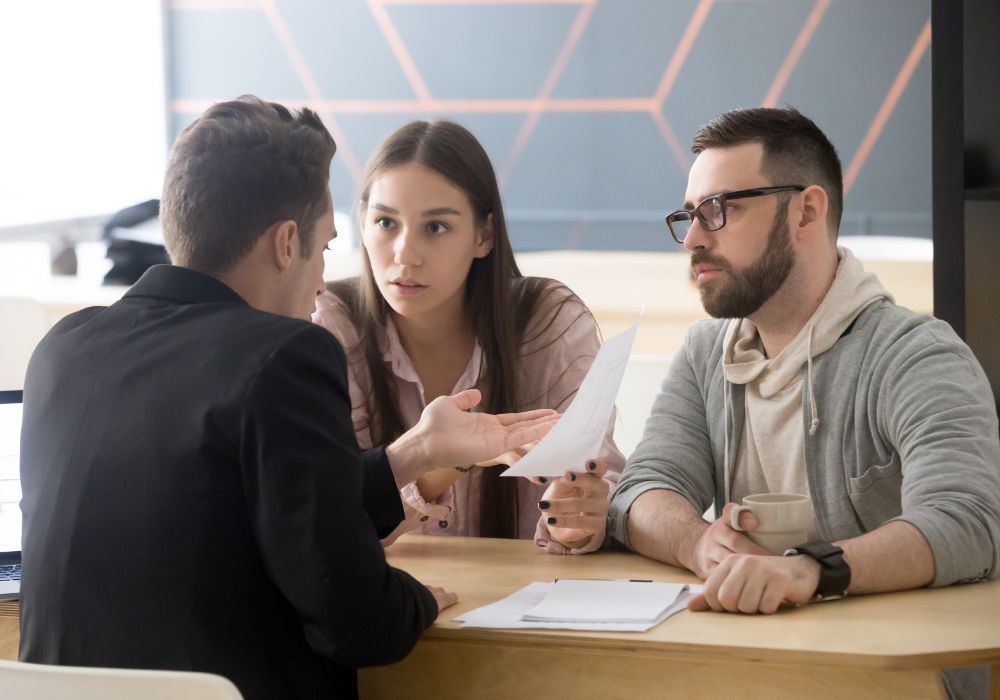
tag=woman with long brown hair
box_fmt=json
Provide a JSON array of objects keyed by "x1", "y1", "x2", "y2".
[{"x1": 314, "y1": 120, "x2": 623, "y2": 552}]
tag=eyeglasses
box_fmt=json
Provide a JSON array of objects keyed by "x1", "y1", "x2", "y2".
[{"x1": 664, "y1": 185, "x2": 805, "y2": 244}]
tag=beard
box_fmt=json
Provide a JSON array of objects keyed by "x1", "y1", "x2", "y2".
[{"x1": 692, "y1": 202, "x2": 794, "y2": 319}]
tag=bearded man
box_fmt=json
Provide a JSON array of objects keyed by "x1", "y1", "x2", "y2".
[{"x1": 607, "y1": 106, "x2": 1000, "y2": 700}]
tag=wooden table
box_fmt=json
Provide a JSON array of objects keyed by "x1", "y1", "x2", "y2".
[
  {"x1": 0, "y1": 601, "x2": 18, "y2": 661},
  {"x1": 359, "y1": 535, "x2": 1000, "y2": 699}
]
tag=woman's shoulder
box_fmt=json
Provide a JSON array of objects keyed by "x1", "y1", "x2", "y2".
[
  {"x1": 515, "y1": 276, "x2": 597, "y2": 356},
  {"x1": 313, "y1": 278, "x2": 364, "y2": 350}
]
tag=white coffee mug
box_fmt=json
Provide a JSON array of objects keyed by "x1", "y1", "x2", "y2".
[{"x1": 729, "y1": 493, "x2": 811, "y2": 555}]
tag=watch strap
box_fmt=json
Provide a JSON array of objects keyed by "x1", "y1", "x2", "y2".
[{"x1": 783, "y1": 540, "x2": 851, "y2": 600}]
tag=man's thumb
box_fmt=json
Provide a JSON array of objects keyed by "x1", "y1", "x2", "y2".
[{"x1": 449, "y1": 388, "x2": 482, "y2": 411}]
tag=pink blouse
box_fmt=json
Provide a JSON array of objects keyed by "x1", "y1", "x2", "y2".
[{"x1": 312, "y1": 280, "x2": 624, "y2": 553}]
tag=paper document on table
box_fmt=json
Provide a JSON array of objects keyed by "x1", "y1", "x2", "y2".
[
  {"x1": 522, "y1": 579, "x2": 690, "y2": 623},
  {"x1": 501, "y1": 319, "x2": 640, "y2": 477},
  {"x1": 453, "y1": 580, "x2": 698, "y2": 632}
]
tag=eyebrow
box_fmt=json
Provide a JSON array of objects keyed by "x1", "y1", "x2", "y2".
[
  {"x1": 368, "y1": 202, "x2": 462, "y2": 217},
  {"x1": 681, "y1": 192, "x2": 717, "y2": 209},
  {"x1": 421, "y1": 207, "x2": 462, "y2": 217}
]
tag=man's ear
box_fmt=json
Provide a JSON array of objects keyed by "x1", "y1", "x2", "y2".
[
  {"x1": 793, "y1": 185, "x2": 829, "y2": 241},
  {"x1": 474, "y1": 213, "x2": 495, "y2": 258},
  {"x1": 268, "y1": 220, "x2": 298, "y2": 271}
]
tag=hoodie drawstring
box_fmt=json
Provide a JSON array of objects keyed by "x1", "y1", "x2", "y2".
[
  {"x1": 723, "y1": 379, "x2": 731, "y2": 503},
  {"x1": 806, "y1": 323, "x2": 820, "y2": 436}
]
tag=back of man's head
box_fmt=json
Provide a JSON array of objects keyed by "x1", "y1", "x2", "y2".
[
  {"x1": 161, "y1": 95, "x2": 337, "y2": 274},
  {"x1": 691, "y1": 106, "x2": 843, "y2": 235}
]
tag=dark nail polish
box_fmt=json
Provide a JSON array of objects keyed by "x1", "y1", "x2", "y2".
[
  {"x1": 569, "y1": 473, "x2": 577, "y2": 481},
  {"x1": 537, "y1": 476, "x2": 548, "y2": 483},
  {"x1": 538, "y1": 500, "x2": 550, "y2": 510},
  {"x1": 588, "y1": 460, "x2": 597, "y2": 471},
  {"x1": 547, "y1": 517, "x2": 557, "y2": 525}
]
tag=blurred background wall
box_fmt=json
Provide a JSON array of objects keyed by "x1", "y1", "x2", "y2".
[{"x1": 167, "y1": 0, "x2": 932, "y2": 252}]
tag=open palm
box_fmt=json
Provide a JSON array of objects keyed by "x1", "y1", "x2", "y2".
[{"x1": 416, "y1": 389, "x2": 558, "y2": 469}]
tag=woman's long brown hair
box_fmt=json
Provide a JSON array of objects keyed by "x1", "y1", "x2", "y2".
[{"x1": 331, "y1": 120, "x2": 584, "y2": 538}]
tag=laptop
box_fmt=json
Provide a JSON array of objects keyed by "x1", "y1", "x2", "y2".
[{"x1": 0, "y1": 390, "x2": 23, "y2": 600}]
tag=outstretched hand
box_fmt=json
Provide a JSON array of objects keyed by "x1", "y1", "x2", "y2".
[{"x1": 395, "y1": 389, "x2": 558, "y2": 480}]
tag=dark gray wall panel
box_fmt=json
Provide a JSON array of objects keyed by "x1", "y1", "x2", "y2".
[{"x1": 167, "y1": 0, "x2": 933, "y2": 250}]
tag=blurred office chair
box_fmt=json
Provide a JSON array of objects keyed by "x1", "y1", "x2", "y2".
[
  {"x1": 0, "y1": 660, "x2": 244, "y2": 699},
  {"x1": 0, "y1": 297, "x2": 48, "y2": 391},
  {"x1": 102, "y1": 199, "x2": 169, "y2": 286}
]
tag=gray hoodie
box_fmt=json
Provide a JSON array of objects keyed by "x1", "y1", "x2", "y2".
[
  {"x1": 609, "y1": 262, "x2": 1000, "y2": 700},
  {"x1": 724, "y1": 249, "x2": 892, "y2": 537}
]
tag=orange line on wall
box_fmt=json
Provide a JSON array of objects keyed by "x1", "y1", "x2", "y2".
[
  {"x1": 171, "y1": 97, "x2": 655, "y2": 113},
  {"x1": 168, "y1": 0, "x2": 266, "y2": 9},
  {"x1": 843, "y1": 18, "x2": 931, "y2": 194},
  {"x1": 565, "y1": 218, "x2": 592, "y2": 249},
  {"x1": 383, "y1": 0, "x2": 593, "y2": 4},
  {"x1": 761, "y1": 0, "x2": 829, "y2": 108},
  {"x1": 260, "y1": 2, "x2": 361, "y2": 178},
  {"x1": 651, "y1": 110, "x2": 691, "y2": 175},
  {"x1": 368, "y1": 0, "x2": 433, "y2": 103},
  {"x1": 654, "y1": 0, "x2": 714, "y2": 105},
  {"x1": 499, "y1": 1, "x2": 596, "y2": 187}
]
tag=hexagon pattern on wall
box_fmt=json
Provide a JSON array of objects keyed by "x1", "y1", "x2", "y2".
[{"x1": 168, "y1": 0, "x2": 932, "y2": 250}]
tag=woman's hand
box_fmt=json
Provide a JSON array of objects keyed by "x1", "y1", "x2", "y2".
[{"x1": 537, "y1": 459, "x2": 610, "y2": 549}]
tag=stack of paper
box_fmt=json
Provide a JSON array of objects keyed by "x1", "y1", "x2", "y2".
[{"x1": 454, "y1": 579, "x2": 699, "y2": 632}]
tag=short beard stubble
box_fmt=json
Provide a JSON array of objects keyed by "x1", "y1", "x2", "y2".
[{"x1": 694, "y1": 201, "x2": 794, "y2": 319}]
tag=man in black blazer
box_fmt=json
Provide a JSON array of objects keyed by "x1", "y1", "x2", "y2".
[{"x1": 18, "y1": 96, "x2": 554, "y2": 699}]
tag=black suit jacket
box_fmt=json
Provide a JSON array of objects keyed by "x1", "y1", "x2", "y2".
[{"x1": 19, "y1": 265, "x2": 436, "y2": 699}]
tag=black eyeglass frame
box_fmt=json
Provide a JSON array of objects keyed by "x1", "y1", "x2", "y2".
[{"x1": 665, "y1": 185, "x2": 806, "y2": 244}]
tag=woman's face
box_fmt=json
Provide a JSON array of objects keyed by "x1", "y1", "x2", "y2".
[{"x1": 362, "y1": 162, "x2": 493, "y2": 322}]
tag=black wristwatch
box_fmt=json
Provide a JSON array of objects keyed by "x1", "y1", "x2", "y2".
[{"x1": 783, "y1": 540, "x2": 851, "y2": 601}]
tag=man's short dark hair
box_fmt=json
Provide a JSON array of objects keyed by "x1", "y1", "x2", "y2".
[
  {"x1": 691, "y1": 106, "x2": 843, "y2": 234},
  {"x1": 161, "y1": 95, "x2": 337, "y2": 274}
]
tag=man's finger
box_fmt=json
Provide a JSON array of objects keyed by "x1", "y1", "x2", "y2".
[
  {"x1": 737, "y1": 572, "x2": 766, "y2": 614},
  {"x1": 496, "y1": 408, "x2": 558, "y2": 426},
  {"x1": 503, "y1": 419, "x2": 557, "y2": 450},
  {"x1": 504, "y1": 413, "x2": 560, "y2": 430},
  {"x1": 759, "y1": 582, "x2": 785, "y2": 615},
  {"x1": 447, "y1": 388, "x2": 482, "y2": 412},
  {"x1": 720, "y1": 502, "x2": 760, "y2": 533},
  {"x1": 714, "y1": 526, "x2": 770, "y2": 556},
  {"x1": 736, "y1": 510, "x2": 759, "y2": 532},
  {"x1": 715, "y1": 570, "x2": 747, "y2": 613},
  {"x1": 688, "y1": 592, "x2": 710, "y2": 612}
]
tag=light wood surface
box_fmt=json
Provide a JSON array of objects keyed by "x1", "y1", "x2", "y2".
[
  {"x1": 2, "y1": 537, "x2": 995, "y2": 697},
  {"x1": 0, "y1": 602, "x2": 18, "y2": 661},
  {"x1": 358, "y1": 534, "x2": 999, "y2": 699}
]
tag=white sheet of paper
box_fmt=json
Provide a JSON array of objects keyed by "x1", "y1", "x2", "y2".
[
  {"x1": 501, "y1": 319, "x2": 640, "y2": 477},
  {"x1": 453, "y1": 581, "x2": 697, "y2": 632},
  {"x1": 521, "y1": 579, "x2": 689, "y2": 623}
]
